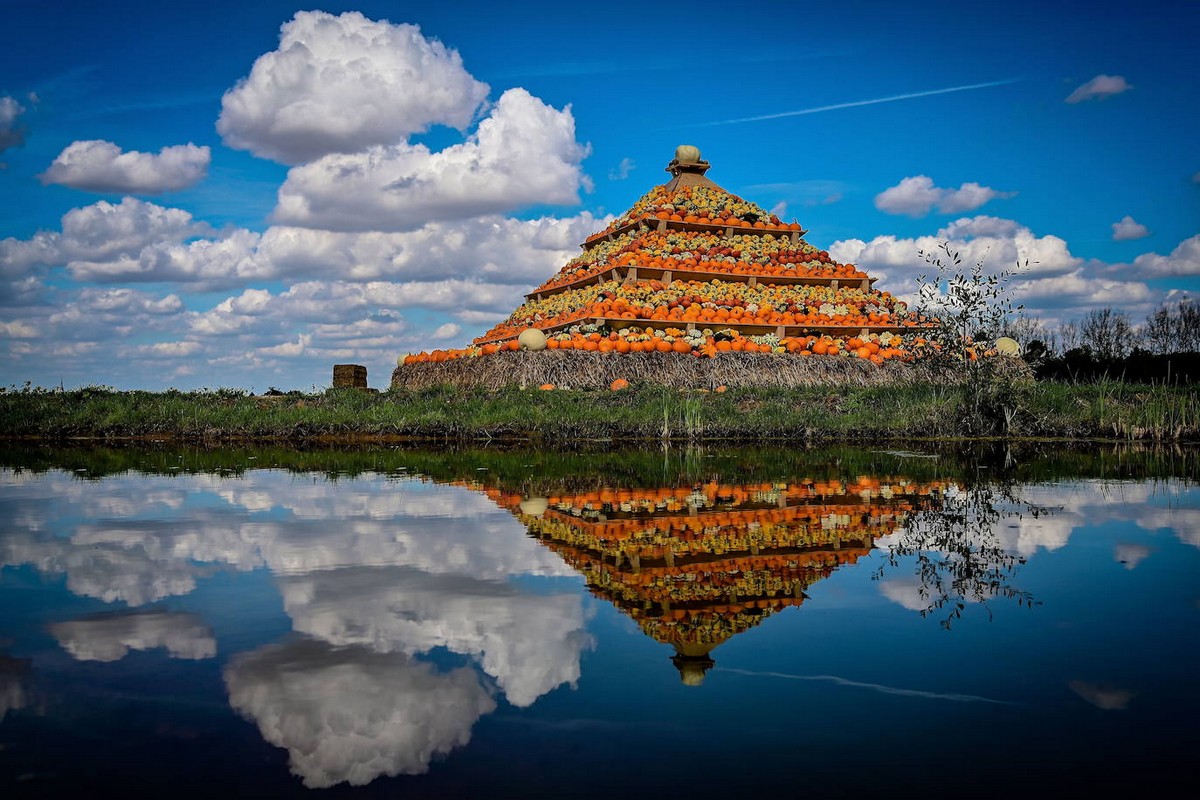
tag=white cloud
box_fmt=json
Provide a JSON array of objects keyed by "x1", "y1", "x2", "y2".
[
  {"x1": 830, "y1": 215, "x2": 1079, "y2": 284},
  {"x1": 828, "y1": 215, "x2": 1167, "y2": 322},
  {"x1": 874, "y1": 175, "x2": 1014, "y2": 217},
  {"x1": 67, "y1": 228, "x2": 263, "y2": 285},
  {"x1": 0, "y1": 197, "x2": 210, "y2": 279},
  {"x1": 0, "y1": 95, "x2": 26, "y2": 153},
  {"x1": 1065, "y1": 74, "x2": 1132, "y2": 104},
  {"x1": 608, "y1": 157, "x2": 635, "y2": 180},
  {"x1": 224, "y1": 639, "x2": 495, "y2": 788},
  {"x1": 1111, "y1": 215, "x2": 1149, "y2": 241},
  {"x1": 259, "y1": 334, "x2": 310, "y2": 357},
  {"x1": 431, "y1": 322, "x2": 460, "y2": 339},
  {"x1": 874, "y1": 176, "x2": 941, "y2": 217},
  {"x1": 218, "y1": 10, "x2": 489, "y2": 164},
  {"x1": 0, "y1": 320, "x2": 38, "y2": 338},
  {"x1": 49, "y1": 610, "x2": 216, "y2": 662},
  {"x1": 1, "y1": 196, "x2": 599, "y2": 294},
  {"x1": 1130, "y1": 234, "x2": 1200, "y2": 277},
  {"x1": 252, "y1": 212, "x2": 600, "y2": 284},
  {"x1": 145, "y1": 340, "x2": 203, "y2": 357},
  {"x1": 39, "y1": 140, "x2": 210, "y2": 194},
  {"x1": 60, "y1": 198, "x2": 208, "y2": 256},
  {"x1": 273, "y1": 88, "x2": 591, "y2": 232}
]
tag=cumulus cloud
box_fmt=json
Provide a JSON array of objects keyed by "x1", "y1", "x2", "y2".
[
  {"x1": 252, "y1": 212, "x2": 600, "y2": 285},
  {"x1": 1065, "y1": 74, "x2": 1131, "y2": 104},
  {"x1": 67, "y1": 228, "x2": 263, "y2": 285},
  {"x1": 0, "y1": 320, "x2": 38, "y2": 338},
  {"x1": 828, "y1": 215, "x2": 1169, "y2": 322},
  {"x1": 218, "y1": 11, "x2": 489, "y2": 164},
  {"x1": 875, "y1": 175, "x2": 1014, "y2": 217},
  {"x1": 224, "y1": 639, "x2": 495, "y2": 788},
  {"x1": 1010, "y1": 270, "x2": 1155, "y2": 309},
  {"x1": 1130, "y1": 234, "x2": 1200, "y2": 277},
  {"x1": 2, "y1": 194, "x2": 598, "y2": 298},
  {"x1": 0, "y1": 95, "x2": 26, "y2": 153},
  {"x1": 273, "y1": 88, "x2": 591, "y2": 232},
  {"x1": 49, "y1": 610, "x2": 216, "y2": 662},
  {"x1": 1111, "y1": 215, "x2": 1149, "y2": 241},
  {"x1": 0, "y1": 197, "x2": 211, "y2": 281},
  {"x1": 830, "y1": 215, "x2": 1079, "y2": 285},
  {"x1": 39, "y1": 140, "x2": 210, "y2": 194}
]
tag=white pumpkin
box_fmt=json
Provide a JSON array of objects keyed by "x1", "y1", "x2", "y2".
[
  {"x1": 994, "y1": 337, "x2": 1020, "y2": 356},
  {"x1": 517, "y1": 328, "x2": 547, "y2": 351},
  {"x1": 519, "y1": 497, "x2": 548, "y2": 517},
  {"x1": 674, "y1": 144, "x2": 702, "y2": 164}
]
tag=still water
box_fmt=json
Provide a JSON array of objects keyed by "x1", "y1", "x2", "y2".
[{"x1": 0, "y1": 445, "x2": 1197, "y2": 798}]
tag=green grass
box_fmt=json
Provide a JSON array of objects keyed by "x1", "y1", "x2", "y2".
[{"x1": 1, "y1": 380, "x2": 1197, "y2": 443}]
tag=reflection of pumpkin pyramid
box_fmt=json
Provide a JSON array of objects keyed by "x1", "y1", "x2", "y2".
[
  {"x1": 480, "y1": 476, "x2": 944, "y2": 685},
  {"x1": 397, "y1": 146, "x2": 929, "y2": 376}
]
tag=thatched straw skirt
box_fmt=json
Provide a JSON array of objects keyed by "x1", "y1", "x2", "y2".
[{"x1": 390, "y1": 351, "x2": 1033, "y2": 391}]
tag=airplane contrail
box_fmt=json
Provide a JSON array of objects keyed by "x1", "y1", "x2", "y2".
[{"x1": 690, "y1": 78, "x2": 1021, "y2": 127}]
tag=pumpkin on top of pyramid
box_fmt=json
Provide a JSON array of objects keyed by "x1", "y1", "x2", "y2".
[{"x1": 398, "y1": 145, "x2": 932, "y2": 371}]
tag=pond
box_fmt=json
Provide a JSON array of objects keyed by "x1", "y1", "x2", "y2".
[{"x1": 0, "y1": 444, "x2": 1197, "y2": 798}]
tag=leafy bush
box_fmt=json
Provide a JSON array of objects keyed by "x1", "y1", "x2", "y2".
[{"x1": 911, "y1": 242, "x2": 1031, "y2": 435}]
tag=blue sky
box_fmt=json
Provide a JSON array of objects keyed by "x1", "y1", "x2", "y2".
[{"x1": 1, "y1": 0, "x2": 1197, "y2": 390}]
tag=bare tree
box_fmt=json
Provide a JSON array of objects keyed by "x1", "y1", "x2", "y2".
[
  {"x1": 1143, "y1": 304, "x2": 1174, "y2": 355},
  {"x1": 1179, "y1": 299, "x2": 1200, "y2": 352},
  {"x1": 1055, "y1": 319, "x2": 1082, "y2": 355},
  {"x1": 1139, "y1": 297, "x2": 1200, "y2": 355},
  {"x1": 1079, "y1": 307, "x2": 1135, "y2": 359}
]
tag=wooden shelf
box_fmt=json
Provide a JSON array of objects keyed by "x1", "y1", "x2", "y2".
[
  {"x1": 581, "y1": 215, "x2": 809, "y2": 252},
  {"x1": 474, "y1": 317, "x2": 918, "y2": 346},
  {"x1": 527, "y1": 265, "x2": 873, "y2": 302}
]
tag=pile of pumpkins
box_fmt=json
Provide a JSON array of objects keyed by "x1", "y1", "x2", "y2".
[
  {"x1": 401, "y1": 163, "x2": 931, "y2": 368},
  {"x1": 591, "y1": 184, "x2": 790, "y2": 237}
]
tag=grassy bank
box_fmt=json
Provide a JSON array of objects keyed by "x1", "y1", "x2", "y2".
[
  {"x1": 1, "y1": 380, "x2": 1197, "y2": 443},
  {"x1": 4, "y1": 439, "x2": 1196, "y2": 488}
]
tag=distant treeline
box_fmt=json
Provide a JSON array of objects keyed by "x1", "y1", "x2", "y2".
[
  {"x1": 1007, "y1": 300, "x2": 1200, "y2": 383},
  {"x1": 1033, "y1": 349, "x2": 1200, "y2": 383}
]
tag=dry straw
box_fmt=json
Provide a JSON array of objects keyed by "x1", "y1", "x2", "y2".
[{"x1": 390, "y1": 351, "x2": 1032, "y2": 391}]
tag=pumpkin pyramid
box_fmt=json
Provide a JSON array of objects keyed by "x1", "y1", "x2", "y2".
[{"x1": 397, "y1": 145, "x2": 927, "y2": 382}]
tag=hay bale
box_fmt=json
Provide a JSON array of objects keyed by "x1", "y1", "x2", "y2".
[
  {"x1": 333, "y1": 364, "x2": 368, "y2": 388},
  {"x1": 388, "y1": 351, "x2": 1009, "y2": 392}
]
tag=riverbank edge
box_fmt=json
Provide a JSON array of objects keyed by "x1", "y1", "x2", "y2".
[{"x1": 2, "y1": 381, "x2": 1197, "y2": 444}]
